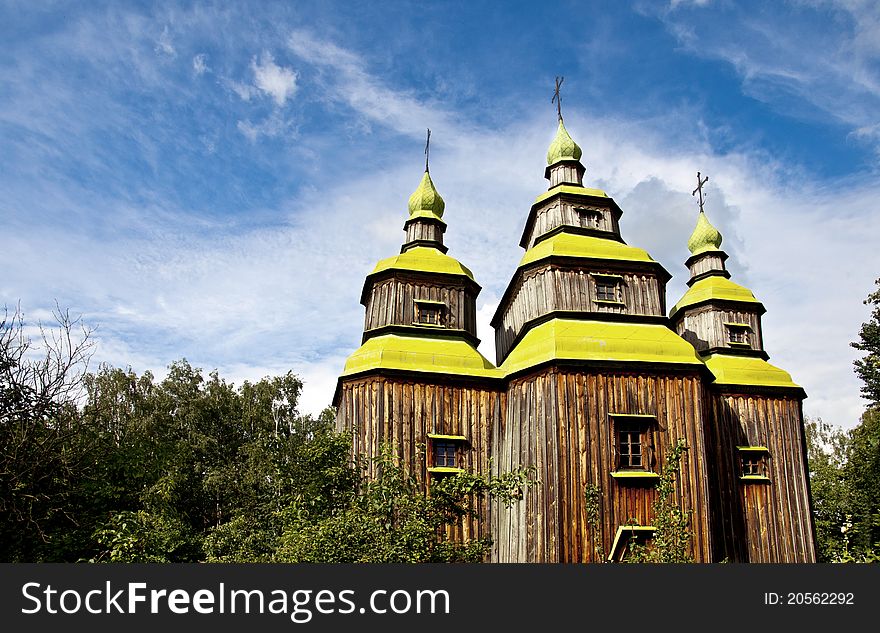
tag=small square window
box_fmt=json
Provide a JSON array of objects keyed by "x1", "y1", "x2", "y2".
[
  {"x1": 725, "y1": 323, "x2": 751, "y2": 347},
  {"x1": 576, "y1": 207, "x2": 602, "y2": 228},
  {"x1": 596, "y1": 280, "x2": 618, "y2": 302},
  {"x1": 737, "y1": 447, "x2": 770, "y2": 483},
  {"x1": 741, "y1": 454, "x2": 762, "y2": 476},
  {"x1": 426, "y1": 434, "x2": 467, "y2": 476},
  {"x1": 415, "y1": 301, "x2": 445, "y2": 326},
  {"x1": 434, "y1": 441, "x2": 457, "y2": 468},
  {"x1": 610, "y1": 415, "x2": 658, "y2": 480}
]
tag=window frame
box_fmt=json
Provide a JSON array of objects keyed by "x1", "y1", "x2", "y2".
[
  {"x1": 609, "y1": 414, "x2": 660, "y2": 482},
  {"x1": 736, "y1": 446, "x2": 771, "y2": 483},
  {"x1": 426, "y1": 433, "x2": 467, "y2": 475},
  {"x1": 724, "y1": 322, "x2": 752, "y2": 348},
  {"x1": 591, "y1": 273, "x2": 625, "y2": 306},
  {"x1": 414, "y1": 300, "x2": 446, "y2": 327}
]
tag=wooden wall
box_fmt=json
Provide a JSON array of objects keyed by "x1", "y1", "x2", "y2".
[
  {"x1": 364, "y1": 277, "x2": 477, "y2": 337},
  {"x1": 495, "y1": 264, "x2": 665, "y2": 363},
  {"x1": 336, "y1": 376, "x2": 502, "y2": 545},
  {"x1": 688, "y1": 254, "x2": 726, "y2": 278},
  {"x1": 675, "y1": 305, "x2": 764, "y2": 352},
  {"x1": 405, "y1": 221, "x2": 444, "y2": 246},
  {"x1": 548, "y1": 164, "x2": 582, "y2": 188},
  {"x1": 705, "y1": 392, "x2": 816, "y2": 562},
  {"x1": 524, "y1": 200, "x2": 619, "y2": 249},
  {"x1": 490, "y1": 368, "x2": 712, "y2": 562}
]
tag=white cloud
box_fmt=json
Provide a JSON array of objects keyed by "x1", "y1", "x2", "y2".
[
  {"x1": 287, "y1": 29, "x2": 463, "y2": 140},
  {"x1": 192, "y1": 53, "x2": 208, "y2": 75},
  {"x1": 154, "y1": 25, "x2": 176, "y2": 57},
  {"x1": 236, "y1": 111, "x2": 293, "y2": 141},
  {"x1": 251, "y1": 52, "x2": 298, "y2": 106}
]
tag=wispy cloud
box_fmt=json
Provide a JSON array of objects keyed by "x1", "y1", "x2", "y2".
[
  {"x1": 287, "y1": 29, "x2": 464, "y2": 140},
  {"x1": 251, "y1": 52, "x2": 298, "y2": 106},
  {"x1": 651, "y1": 1, "x2": 880, "y2": 157},
  {"x1": 192, "y1": 53, "x2": 208, "y2": 76},
  {"x1": 154, "y1": 24, "x2": 176, "y2": 58}
]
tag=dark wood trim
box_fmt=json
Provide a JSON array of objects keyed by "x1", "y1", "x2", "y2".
[
  {"x1": 670, "y1": 297, "x2": 767, "y2": 321},
  {"x1": 685, "y1": 249, "x2": 729, "y2": 269},
  {"x1": 531, "y1": 224, "x2": 625, "y2": 247},
  {"x1": 361, "y1": 324, "x2": 481, "y2": 347},
  {"x1": 698, "y1": 347, "x2": 770, "y2": 360},
  {"x1": 708, "y1": 382, "x2": 807, "y2": 399},
  {"x1": 401, "y1": 240, "x2": 448, "y2": 254},
  {"x1": 687, "y1": 269, "x2": 732, "y2": 286}
]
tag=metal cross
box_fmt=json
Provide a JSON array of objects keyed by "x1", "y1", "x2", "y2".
[
  {"x1": 692, "y1": 171, "x2": 709, "y2": 213},
  {"x1": 552, "y1": 76, "x2": 564, "y2": 122},
  {"x1": 424, "y1": 128, "x2": 431, "y2": 172}
]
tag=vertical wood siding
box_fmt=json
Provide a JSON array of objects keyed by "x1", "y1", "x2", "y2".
[
  {"x1": 490, "y1": 368, "x2": 712, "y2": 562},
  {"x1": 364, "y1": 277, "x2": 477, "y2": 337},
  {"x1": 495, "y1": 265, "x2": 665, "y2": 363},
  {"x1": 705, "y1": 392, "x2": 816, "y2": 562}
]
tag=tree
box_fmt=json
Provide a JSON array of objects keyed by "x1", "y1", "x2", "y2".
[
  {"x1": 804, "y1": 417, "x2": 850, "y2": 561},
  {"x1": 0, "y1": 304, "x2": 96, "y2": 560},
  {"x1": 852, "y1": 277, "x2": 880, "y2": 405}
]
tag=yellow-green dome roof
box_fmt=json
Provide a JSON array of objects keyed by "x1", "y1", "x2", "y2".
[
  {"x1": 520, "y1": 232, "x2": 655, "y2": 268},
  {"x1": 408, "y1": 171, "x2": 445, "y2": 219},
  {"x1": 702, "y1": 353, "x2": 800, "y2": 390},
  {"x1": 546, "y1": 120, "x2": 583, "y2": 165},
  {"x1": 670, "y1": 275, "x2": 761, "y2": 318},
  {"x1": 688, "y1": 211, "x2": 722, "y2": 255},
  {"x1": 371, "y1": 246, "x2": 474, "y2": 280},
  {"x1": 342, "y1": 333, "x2": 501, "y2": 379},
  {"x1": 500, "y1": 319, "x2": 703, "y2": 375}
]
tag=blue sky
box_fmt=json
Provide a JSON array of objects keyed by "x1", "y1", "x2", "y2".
[{"x1": 2, "y1": 0, "x2": 879, "y2": 428}]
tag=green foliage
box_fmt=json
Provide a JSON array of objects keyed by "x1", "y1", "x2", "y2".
[
  {"x1": 1, "y1": 310, "x2": 533, "y2": 562},
  {"x1": 806, "y1": 412, "x2": 880, "y2": 562},
  {"x1": 624, "y1": 439, "x2": 694, "y2": 563},
  {"x1": 852, "y1": 278, "x2": 880, "y2": 405},
  {"x1": 583, "y1": 484, "x2": 603, "y2": 560},
  {"x1": 275, "y1": 446, "x2": 534, "y2": 563}
]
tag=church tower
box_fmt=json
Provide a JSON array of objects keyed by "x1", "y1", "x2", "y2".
[
  {"x1": 333, "y1": 144, "x2": 502, "y2": 541},
  {"x1": 489, "y1": 117, "x2": 714, "y2": 562},
  {"x1": 670, "y1": 203, "x2": 816, "y2": 562}
]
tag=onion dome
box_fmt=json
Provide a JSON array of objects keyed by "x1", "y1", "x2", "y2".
[
  {"x1": 687, "y1": 210, "x2": 723, "y2": 255},
  {"x1": 546, "y1": 119, "x2": 583, "y2": 165},
  {"x1": 407, "y1": 171, "x2": 445, "y2": 219}
]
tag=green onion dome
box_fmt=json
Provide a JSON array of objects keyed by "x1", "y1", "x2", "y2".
[
  {"x1": 546, "y1": 119, "x2": 583, "y2": 165},
  {"x1": 687, "y1": 210, "x2": 723, "y2": 255},
  {"x1": 407, "y1": 171, "x2": 445, "y2": 219}
]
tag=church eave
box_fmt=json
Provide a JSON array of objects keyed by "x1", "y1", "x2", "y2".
[
  {"x1": 362, "y1": 324, "x2": 481, "y2": 348},
  {"x1": 360, "y1": 269, "x2": 481, "y2": 307}
]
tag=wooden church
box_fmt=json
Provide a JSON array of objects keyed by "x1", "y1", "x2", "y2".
[{"x1": 333, "y1": 104, "x2": 817, "y2": 563}]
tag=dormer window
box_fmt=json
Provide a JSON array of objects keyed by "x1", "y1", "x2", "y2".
[
  {"x1": 725, "y1": 322, "x2": 752, "y2": 348},
  {"x1": 591, "y1": 273, "x2": 625, "y2": 306},
  {"x1": 415, "y1": 300, "x2": 445, "y2": 327},
  {"x1": 576, "y1": 206, "x2": 603, "y2": 228}
]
